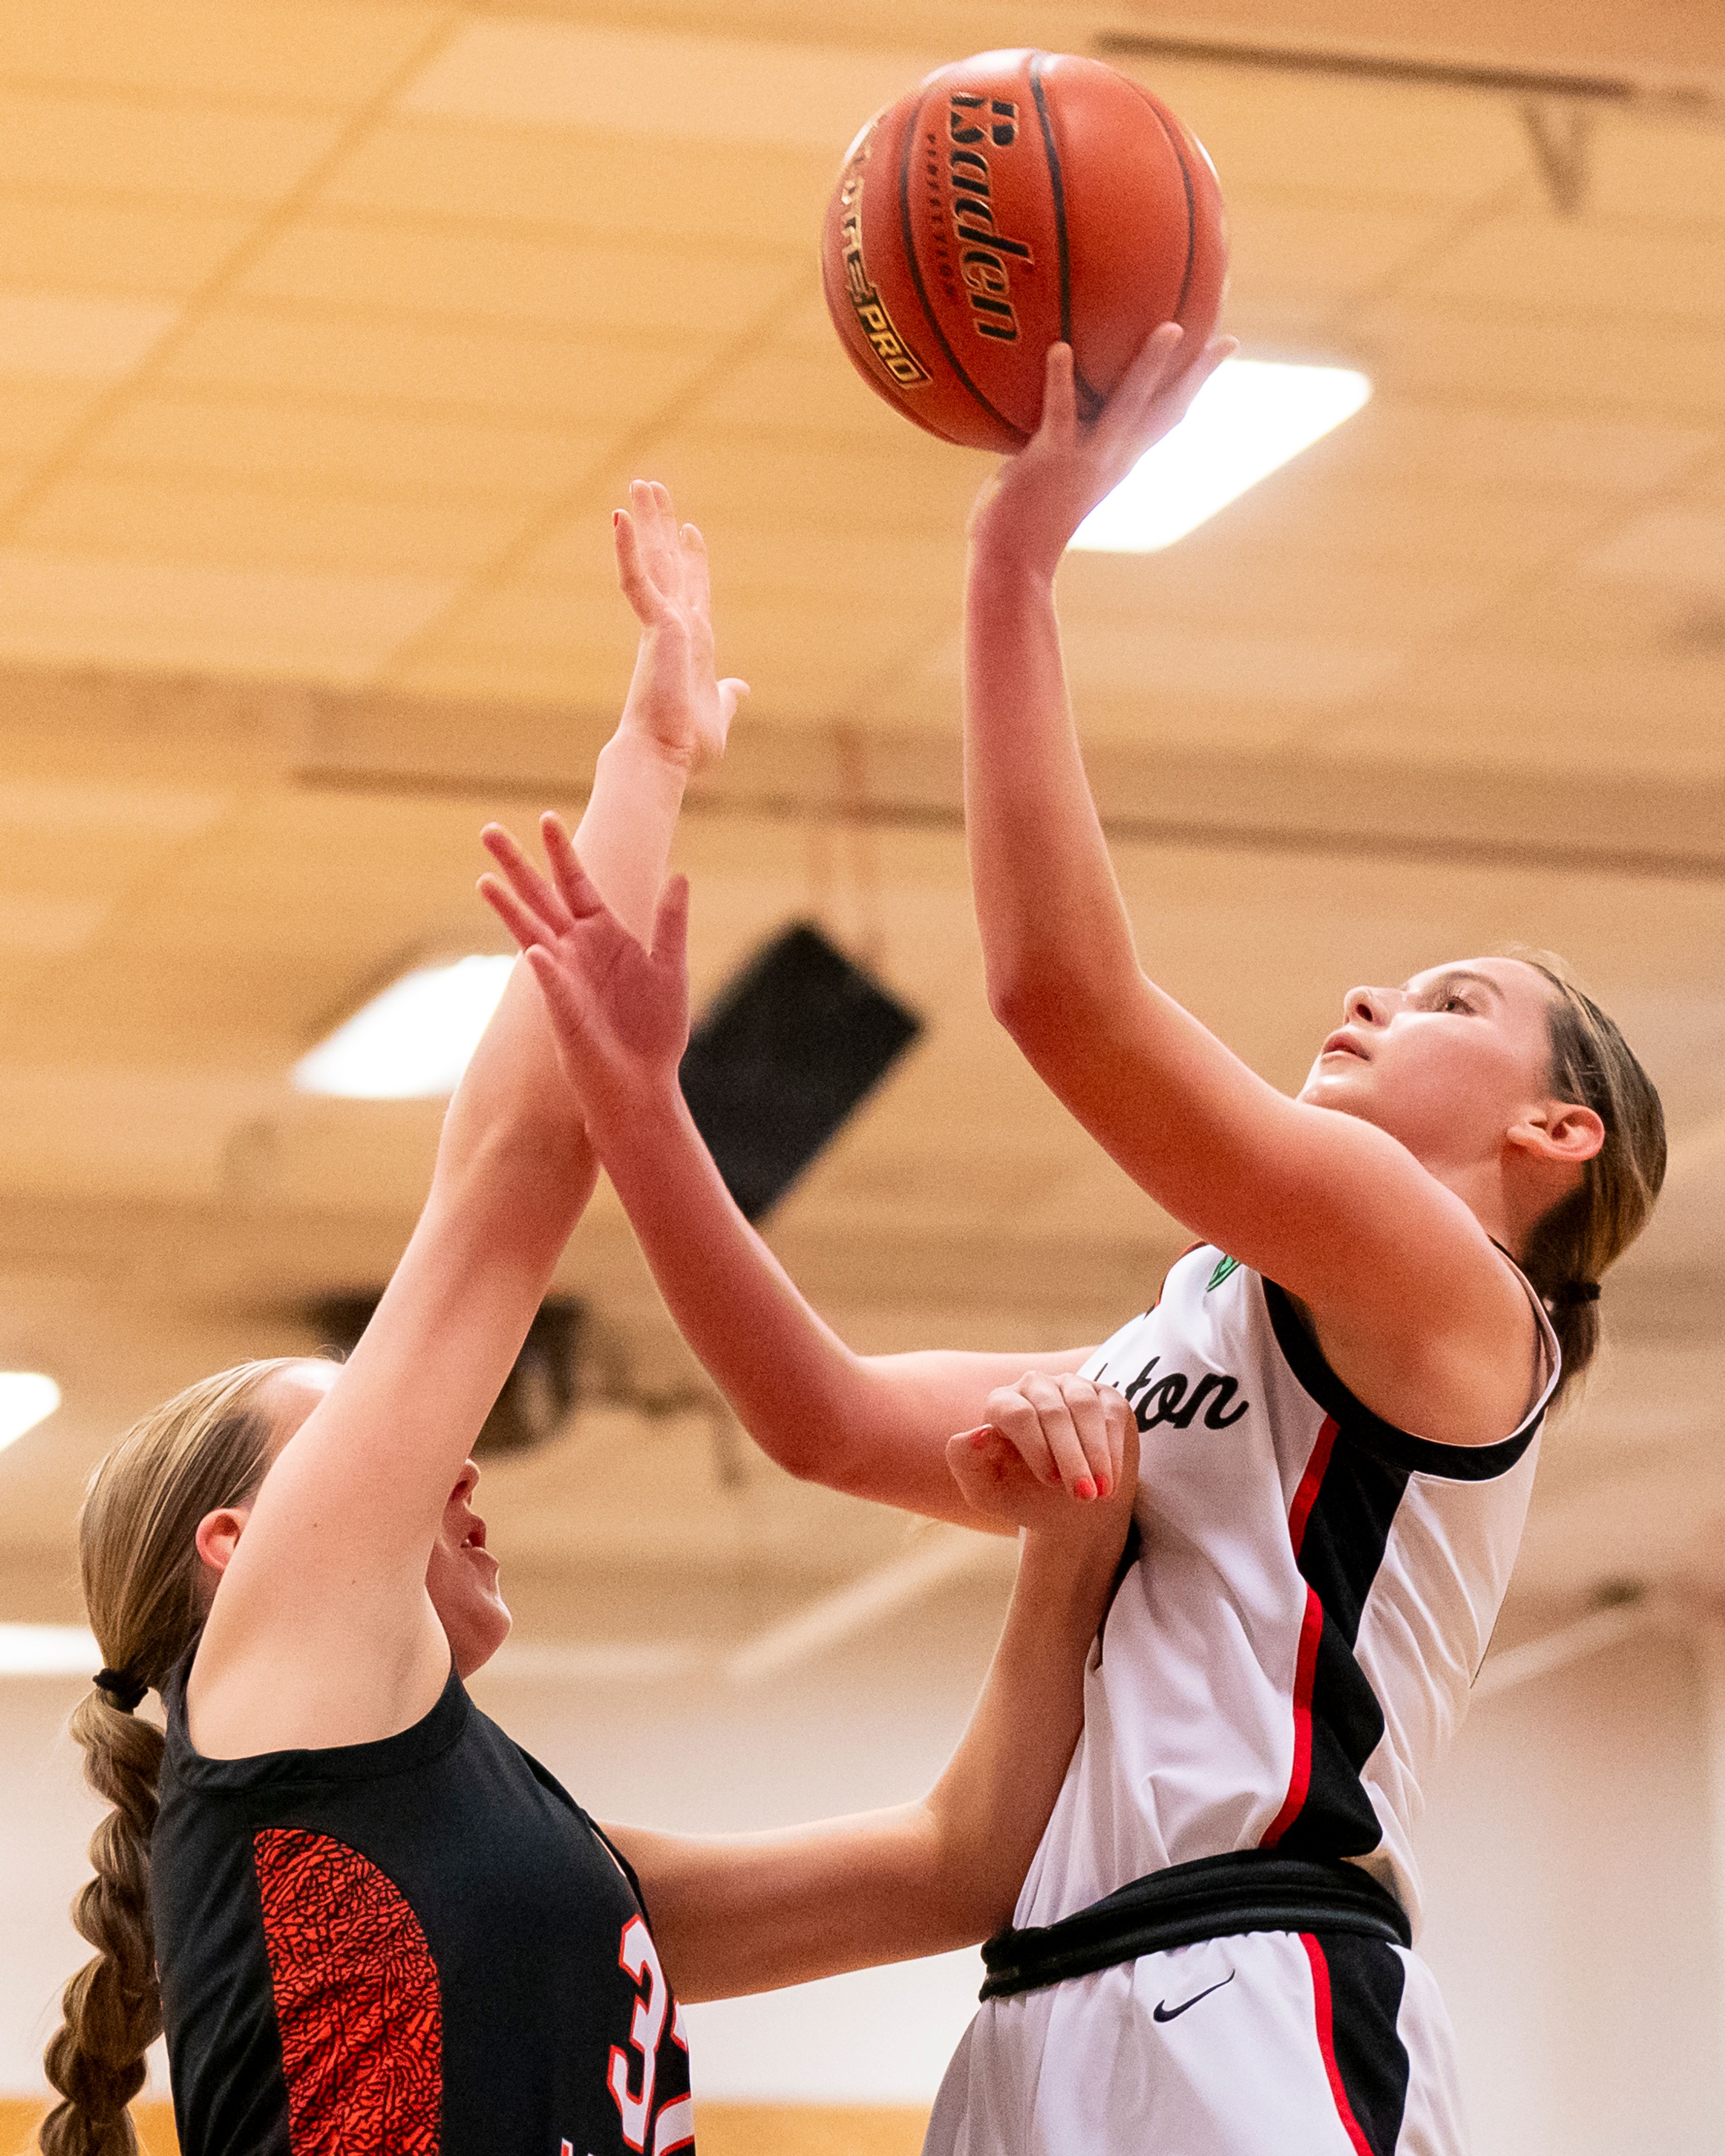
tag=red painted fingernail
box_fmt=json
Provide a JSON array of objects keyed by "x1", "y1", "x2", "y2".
[
  {"x1": 1075, "y1": 1477, "x2": 1097, "y2": 1502},
  {"x1": 956, "y1": 1426, "x2": 991, "y2": 1449},
  {"x1": 1045, "y1": 1467, "x2": 1062, "y2": 1484},
  {"x1": 1096, "y1": 1475, "x2": 1112, "y2": 1498}
]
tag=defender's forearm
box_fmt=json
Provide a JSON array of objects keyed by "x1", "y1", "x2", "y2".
[{"x1": 611, "y1": 1527, "x2": 1115, "y2": 2001}]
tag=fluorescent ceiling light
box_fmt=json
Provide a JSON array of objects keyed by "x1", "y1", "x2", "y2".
[
  {"x1": 294, "y1": 954, "x2": 514, "y2": 1100},
  {"x1": 0, "y1": 1371, "x2": 58, "y2": 1453},
  {"x1": 0, "y1": 1622, "x2": 95, "y2": 1679},
  {"x1": 1070, "y1": 358, "x2": 1372, "y2": 554}
]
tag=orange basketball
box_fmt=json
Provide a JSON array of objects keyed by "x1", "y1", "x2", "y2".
[{"x1": 822, "y1": 49, "x2": 1227, "y2": 453}]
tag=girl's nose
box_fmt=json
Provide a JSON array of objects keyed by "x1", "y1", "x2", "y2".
[{"x1": 1344, "y1": 984, "x2": 1386, "y2": 1029}]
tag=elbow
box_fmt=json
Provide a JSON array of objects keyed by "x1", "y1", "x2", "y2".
[
  {"x1": 985, "y1": 958, "x2": 1096, "y2": 1065},
  {"x1": 984, "y1": 956, "x2": 1056, "y2": 1042}
]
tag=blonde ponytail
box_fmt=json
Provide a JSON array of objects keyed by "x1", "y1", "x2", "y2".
[{"x1": 1506, "y1": 949, "x2": 1666, "y2": 1407}]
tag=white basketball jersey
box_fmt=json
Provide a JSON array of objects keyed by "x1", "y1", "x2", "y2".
[{"x1": 1019, "y1": 1245, "x2": 1558, "y2": 1937}]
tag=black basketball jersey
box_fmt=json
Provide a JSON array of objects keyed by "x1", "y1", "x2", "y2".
[{"x1": 151, "y1": 1655, "x2": 695, "y2": 2156}]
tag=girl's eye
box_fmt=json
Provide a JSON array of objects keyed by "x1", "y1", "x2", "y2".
[{"x1": 1441, "y1": 994, "x2": 1472, "y2": 1013}]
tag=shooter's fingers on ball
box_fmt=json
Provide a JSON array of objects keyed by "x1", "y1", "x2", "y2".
[
  {"x1": 1034, "y1": 340, "x2": 1078, "y2": 445},
  {"x1": 1101, "y1": 321, "x2": 1188, "y2": 433}
]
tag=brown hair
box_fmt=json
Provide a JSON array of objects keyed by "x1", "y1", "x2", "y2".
[
  {"x1": 1507, "y1": 949, "x2": 1666, "y2": 1406},
  {"x1": 40, "y1": 1360, "x2": 295, "y2": 2156}
]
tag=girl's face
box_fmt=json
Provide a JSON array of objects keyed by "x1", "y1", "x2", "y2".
[
  {"x1": 240, "y1": 1363, "x2": 512, "y2": 1679},
  {"x1": 423, "y1": 1451, "x2": 512, "y2": 1678},
  {"x1": 1297, "y1": 956, "x2": 1570, "y2": 1178}
]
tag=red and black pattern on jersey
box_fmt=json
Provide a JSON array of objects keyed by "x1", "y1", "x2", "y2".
[
  {"x1": 1300, "y1": 1931, "x2": 1412, "y2": 2156},
  {"x1": 152, "y1": 1660, "x2": 696, "y2": 2156},
  {"x1": 1257, "y1": 1278, "x2": 1539, "y2": 1866},
  {"x1": 253, "y1": 1828, "x2": 441, "y2": 2156},
  {"x1": 1259, "y1": 1407, "x2": 1409, "y2": 1860}
]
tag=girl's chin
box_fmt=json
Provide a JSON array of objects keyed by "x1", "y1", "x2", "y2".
[
  {"x1": 452, "y1": 1604, "x2": 512, "y2": 1679},
  {"x1": 1301, "y1": 1074, "x2": 1364, "y2": 1106}
]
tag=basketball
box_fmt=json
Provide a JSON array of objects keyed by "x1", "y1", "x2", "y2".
[{"x1": 821, "y1": 49, "x2": 1228, "y2": 453}]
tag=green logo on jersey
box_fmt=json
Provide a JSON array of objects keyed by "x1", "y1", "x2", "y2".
[{"x1": 1207, "y1": 1254, "x2": 1240, "y2": 1293}]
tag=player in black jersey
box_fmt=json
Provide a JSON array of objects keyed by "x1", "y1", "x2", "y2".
[{"x1": 43, "y1": 484, "x2": 1138, "y2": 2156}]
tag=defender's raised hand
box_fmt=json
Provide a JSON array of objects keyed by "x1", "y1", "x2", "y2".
[
  {"x1": 478, "y1": 813, "x2": 690, "y2": 1133},
  {"x1": 615, "y1": 479, "x2": 748, "y2": 774}
]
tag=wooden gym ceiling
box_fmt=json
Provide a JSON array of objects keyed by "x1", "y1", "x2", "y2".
[{"x1": 0, "y1": 0, "x2": 1721, "y2": 1640}]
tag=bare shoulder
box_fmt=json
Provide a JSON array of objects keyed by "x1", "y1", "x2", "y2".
[
  {"x1": 1303, "y1": 1243, "x2": 1546, "y2": 1450},
  {"x1": 186, "y1": 1588, "x2": 449, "y2": 1759}
]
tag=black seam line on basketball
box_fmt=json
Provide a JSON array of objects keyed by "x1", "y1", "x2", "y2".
[
  {"x1": 896, "y1": 87, "x2": 1024, "y2": 443},
  {"x1": 1152, "y1": 1970, "x2": 1236, "y2": 2022},
  {"x1": 1136, "y1": 88, "x2": 1199, "y2": 325},
  {"x1": 1028, "y1": 55, "x2": 1075, "y2": 372}
]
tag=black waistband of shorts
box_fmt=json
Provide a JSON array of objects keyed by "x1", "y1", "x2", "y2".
[{"x1": 979, "y1": 1848, "x2": 1412, "y2": 2000}]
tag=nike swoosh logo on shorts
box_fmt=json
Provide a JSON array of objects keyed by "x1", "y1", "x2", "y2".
[{"x1": 1152, "y1": 1970, "x2": 1236, "y2": 2022}]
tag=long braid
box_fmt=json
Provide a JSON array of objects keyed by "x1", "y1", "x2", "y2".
[
  {"x1": 38, "y1": 1361, "x2": 295, "y2": 2156},
  {"x1": 40, "y1": 1697, "x2": 164, "y2": 2156}
]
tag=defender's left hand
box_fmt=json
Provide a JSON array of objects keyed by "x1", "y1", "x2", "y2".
[{"x1": 615, "y1": 479, "x2": 749, "y2": 774}]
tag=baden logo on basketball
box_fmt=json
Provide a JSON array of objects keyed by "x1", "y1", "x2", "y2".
[{"x1": 946, "y1": 93, "x2": 1032, "y2": 345}]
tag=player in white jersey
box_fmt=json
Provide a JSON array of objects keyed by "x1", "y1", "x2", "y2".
[{"x1": 475, "y1": 325, "x2": 1667, "y2": 2156}]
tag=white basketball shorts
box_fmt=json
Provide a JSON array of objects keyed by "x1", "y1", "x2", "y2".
[{"x1": 924, "y1": 1929, "x2": 1468, "y2": 2156}]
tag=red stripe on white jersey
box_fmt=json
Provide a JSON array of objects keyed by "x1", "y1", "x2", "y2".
[
  {"x1": 1260, "y1": 1416, "x2": 1340, "y2": 1847},
  {"x1": 1300, "y1": 1933, "x2": 1377, "y2": 2156},
  {"x1": 1288, "y1": 1415, "x2": 1340, "y2": 1558},
  {"x1": 1261, "y1": 1586, "x2": 1323, "y2": 1847}
]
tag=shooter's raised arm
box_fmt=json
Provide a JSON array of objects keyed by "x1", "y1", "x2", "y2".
[{"x1": 963, "y1": 329, "x2": 1556, "y2": 1444}]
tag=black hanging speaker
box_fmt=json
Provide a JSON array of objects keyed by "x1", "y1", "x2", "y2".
[
  {"x1": 306, "y1": 1295, "x2": 584, "y2": 1457},
  {"x1": 679, "y1": 921, "x2": 922, "y2": 1222}
]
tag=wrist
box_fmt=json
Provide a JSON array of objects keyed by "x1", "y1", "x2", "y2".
[
  {"x1": 579, "y1": 1060, "x2": 688, "y2": 1168},
  {"x1": 969, "y1": 476, "x2": 1068, "y2": 576},
  {"x1": 1015, "y1": 1523, "x2": 1123, "y2": 1604},
  {"x1": 597, "y1": 724, "x2": 699, "y2": 787}
]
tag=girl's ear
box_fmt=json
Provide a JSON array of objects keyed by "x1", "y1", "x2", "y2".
[
  {"x1": 194, "y1": 1505, "x2": 251, "y2": 1578},
  {"x1": 1510, "y1": 1100, "x2": 1605, "y2": 1167}
]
